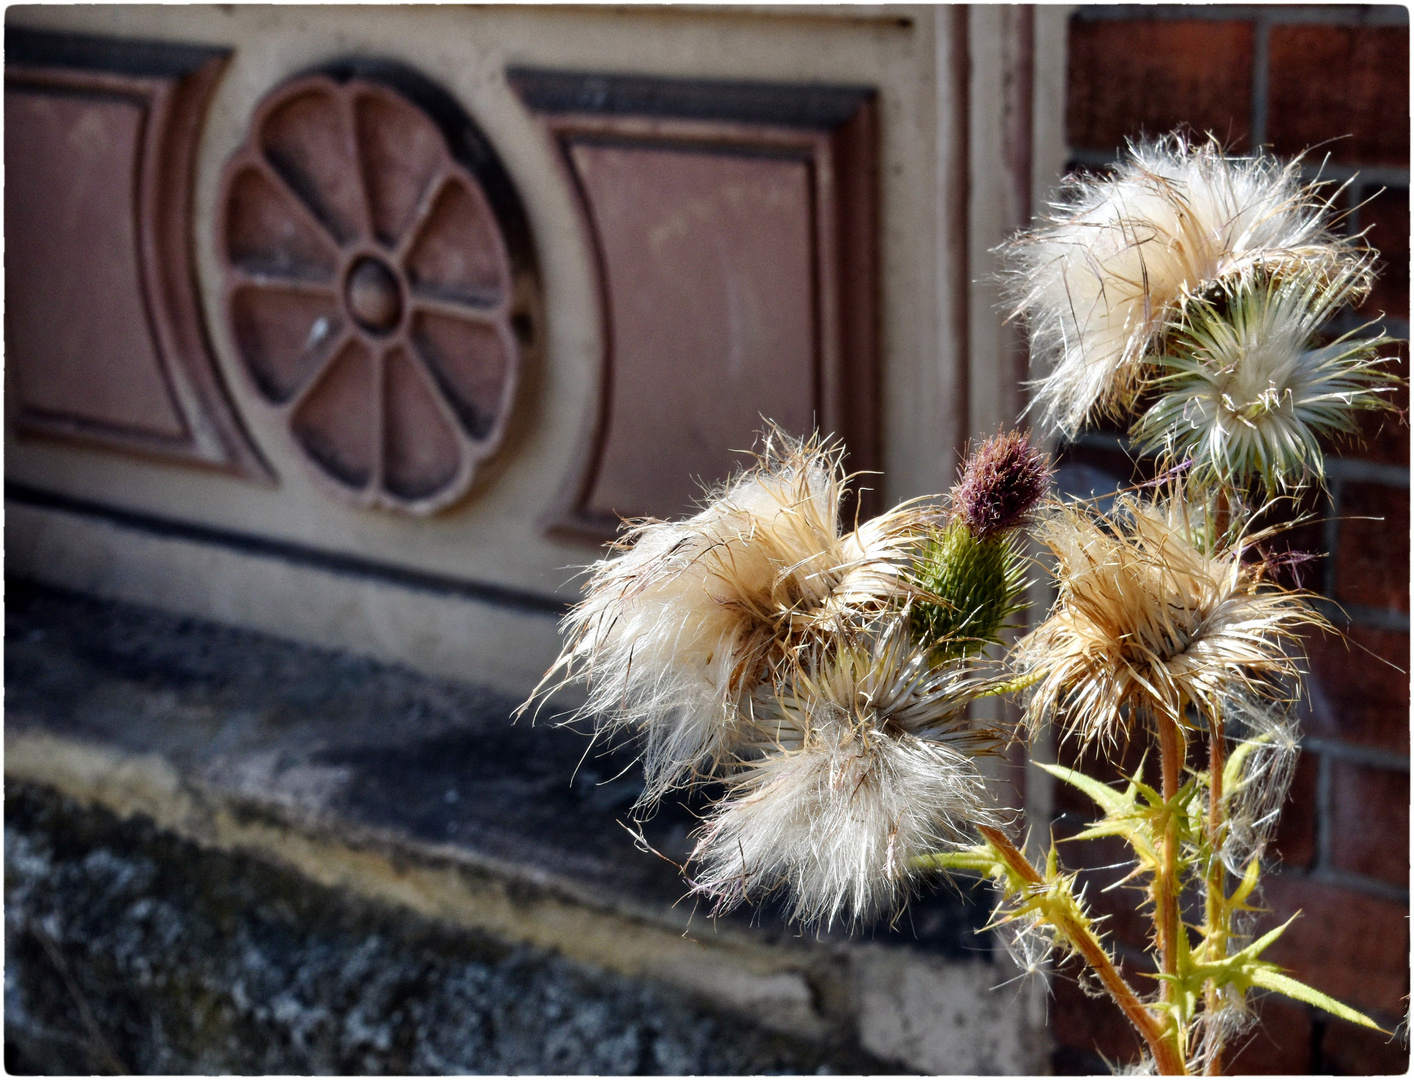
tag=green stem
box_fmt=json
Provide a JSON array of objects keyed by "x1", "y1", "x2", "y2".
[
  {"x1": 979, "y1": 667, "x2": 1045, "y2": 697},
  {"x1": 1203, "y1": 706, "x2": 1228, "y2": 1075},
  {"x1": 977, "y1": 826, "x2": 1187, "y2": 1076},
  {"x1": 1156, "y1": 712, "x2": 1188, "y2": 1067}
]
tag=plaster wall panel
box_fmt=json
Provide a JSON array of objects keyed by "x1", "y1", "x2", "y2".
[
  {"x1": 3, "y1": 6, "x2": 1020, "y2": 701},
  {"x1": 511, "y1": 69, "x2": 879, "y2": 534},
  {"x1": 6, "y1": 88, "x2": 185, "y2": 437},
  {"x1": 571, "y1": 142, "x2": 817, "y2": 523},
  {"x1": 4, "y1": 30, "x2": 265, "y2": 476}
]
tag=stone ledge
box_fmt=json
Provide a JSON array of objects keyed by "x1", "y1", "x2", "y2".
[
  {"x1": 4, "y1": 580, "x2": 1041, "y2": 1073},
  {"x1": 5, "y1": 782, "x2": 890, "y2": 1075}
]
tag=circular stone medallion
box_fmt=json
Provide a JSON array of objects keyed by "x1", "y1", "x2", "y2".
[{"x1": 219, "y1": 68, "x2": 531, "y2": 514}]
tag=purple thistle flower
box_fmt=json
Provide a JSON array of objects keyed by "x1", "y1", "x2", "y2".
[{"x1": 952, "y1": 430, "x2": 1052, "y2": 540}]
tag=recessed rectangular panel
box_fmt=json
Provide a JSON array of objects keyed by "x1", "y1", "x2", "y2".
[
  {"x1": 511, "y1": 70, "x2": 879, "y2": 539},
  {"x1": 5, "y1": 87, "x2": 186, "y2": 438},
  {"x1": 570, "y1": 142, "x2": 818, "y2": 520},
  {"x1": 4, "y1": 29, "x2": 263, "y2": 478}
]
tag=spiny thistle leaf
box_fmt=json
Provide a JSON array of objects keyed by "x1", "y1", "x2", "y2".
[
  {"x1": 1036, "y1": 761, "x2": 1129, "y2": 816},
  {"x1": 1248, "y1": 970, "x2": 1387, "y2": 1031},
  {"x1": 1175, "y1": 914, "x2": 1388, "y2": 1033}
]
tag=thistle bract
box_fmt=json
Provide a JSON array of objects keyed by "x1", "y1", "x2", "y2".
[
  {"x1": 1134, "y1": 265, "x2": 1399, "y2": 494},
  {"x1": 952, "y1": 429, "x2": 1052, "y2": 539},
  {"x1": 911, "y1": 524, "x2": 1026, "y2": 659}
]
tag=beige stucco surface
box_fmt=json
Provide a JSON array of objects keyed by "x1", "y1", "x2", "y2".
[
  {"x1": 6, "y1": 3, "x2": 1066, "y2": 697},
  {"x1": 7, "y1": 5, "x2": 951, "y2": 596}
]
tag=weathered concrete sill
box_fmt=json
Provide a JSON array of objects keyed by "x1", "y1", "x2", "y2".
[{"x1": 4, "y1": 580, "x2": 1038, "y2": 1074}]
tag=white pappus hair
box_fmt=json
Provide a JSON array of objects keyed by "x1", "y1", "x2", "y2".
[
  {"x1": 688, "y1": 623, "x2": 1005, "y2": 928},
  {"x1": 1002, "y1": 133, "x2": 1367, "y2": 436},
  {"x1": 523, "y1": 429, "x2": 933, "y2": 807}
]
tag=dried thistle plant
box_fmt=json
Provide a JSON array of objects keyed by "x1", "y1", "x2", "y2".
[
  {"x1": 522, "y1": 428, "x2": 934, "y2": 804},
  {"x1": 688, "y1": 618, "x2": 1006, "y2": 928},
  {"x1": 991, "y1": 132, "x2": 1397, "y2": 1074},
  {"x1": 528, "y1": 130, "x2": 1399, "y2": 1076},
  {"x1": 1134, "y1": 263, "x2": 1400, "y2": 494}
]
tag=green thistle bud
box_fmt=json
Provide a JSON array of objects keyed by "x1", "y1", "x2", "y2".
[{"x1": 911, "y1": 523, "x2": 1027, "y2": 660}]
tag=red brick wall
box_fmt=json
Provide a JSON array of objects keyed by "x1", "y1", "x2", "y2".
[{"x1": 1055, "y1": 7, "x2": 1410, "y2": 1074}]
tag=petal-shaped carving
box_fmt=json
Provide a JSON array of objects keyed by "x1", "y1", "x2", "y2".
[
  {"x1": 230, "y1": 285, "x2": 344, "y2": 404},
  {"x1": 383, "y1": 347, "x2": 461, "y2": 501},
  {"x1": 291, "y1": 339, "x2": 376, "y2": 489},
  {"x1": 410, "y1": 310, "x2": 508, "y2": 441},
  {"x1": 404, "y1": 178, "x2": 507, "y2": 305},
  {"x1": 225, "y1": 165, "x2": 339, "y2": 280},
  {"x1": 220, "y1": 68, "x2": 535, "y2": 514},
  {"x1": 355, "y1": 91, "x2": 446, "y2": 248},
  {"x1": 261, "y1": 85, "x2": 364, "y2": 245}
]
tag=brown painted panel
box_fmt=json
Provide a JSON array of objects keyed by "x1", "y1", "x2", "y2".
[
  {"x1": 510, "y1": 69, "x2": 878, "y2": 540},
  {"x1": 6, "y1": 87, "x2": 186, "y2": 438},
  {"x1": 570, "y1": 142, "x2": 817, "y2": 520},
  {"x1": 4, "y1": 29, "x2": 266, "y2": 477}
]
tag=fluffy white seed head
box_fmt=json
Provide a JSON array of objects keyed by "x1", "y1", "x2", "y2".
[
  {"x1": 526, "y1": 430, "x2": 933, "y2": 805},
  {"x1": 688, "y1": 624, "x2": 1005, "y2": 928},
  {"x1": 1003, "y1": 133, "x2": 1365, "y2": 435},
  {"x1": 1014, "y1": 494, "x2": 1325, "y2": 748}
]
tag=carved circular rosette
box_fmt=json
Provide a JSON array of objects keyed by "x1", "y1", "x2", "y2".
[{"x1": 219, "y1": 69, "x2": 530, "y2": 514}]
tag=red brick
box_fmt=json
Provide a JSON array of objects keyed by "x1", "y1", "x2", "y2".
[
  {"x1": 1267, "y1": 25, "x2": 1410, "y2": 166},
  {"x1": 1067, "y1": 19, "x2": 1254, "y2": 152},
  {"x1": 1257, "y1": 491, "x2": 1328, "y2": 593},
  {"x1": 1258, "y1": 873, "x2": 1410, "y2": 1015},
  {"x1": 1226, "y1": 995, "x2": 1314, "y2": 1075},
  {"x1": 1303, "y1": 626, "x2": 1410, "y2": 754},
  {"x1": 1328, "y1": 761, "x2": 1410, "y2": 885},
  {"x1": 1321, "y1": 1016, "x2": 1412, "y2": 1074},
  {"x1": 1049, "y1": 966, "x2": 1145, "y2": 1065},
  {"x1": 1361, "y1": 186, "x2": 1410, "y2": 322},
  {"x1": 1333, "y1": 483, "x2": 1410, "y2": 613},
  {"x1": 1275, "y1": 751, "x2": 1319, "y2": 868}
]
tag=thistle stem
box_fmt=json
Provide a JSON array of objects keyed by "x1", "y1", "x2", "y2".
[
  {"x1": 977, "y1": 825, "x2": 1186, "y2": 1075},
  {"x1": 1204, "y1": 706, "x2": 1228, "y2": 1075},
  {"x1": 1201, "y1": 472, "x2": 1237, "y2": 1076},
  {"x1": 1156, "y1": 714, "x2": 1188, "y2": 1061}
]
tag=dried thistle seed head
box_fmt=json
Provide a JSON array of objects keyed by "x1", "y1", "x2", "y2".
[
  {"x1": 1013, "y1": 495, "x2": 1326, "y2": 749},
  {"x1": 524, "y1": 426, "x2": 933, "y2": 806},
  {"x1": 1133, "y1": 263, "x2": 1400, "y2": 495},
  {"x1": 1002, "y1": 132, "x2": 1365, "y2": 435},
  {"x1": 688, "y1": 625, "x2": 1006, "y2": 928},
  {"x1": 952, "y1": 430, "x2": 1053, "y2": 540},
  {"x1": 910, "y1": 524, "x2": 1028, "y2": 660}
]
